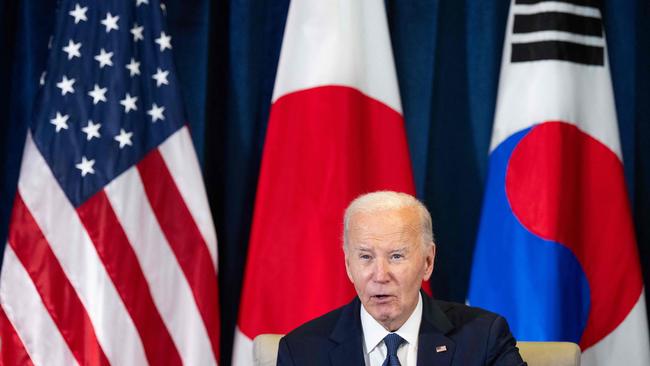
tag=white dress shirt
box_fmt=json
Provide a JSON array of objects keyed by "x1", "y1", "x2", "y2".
[{"x1": 360, "y1": 293, "x2": 423, "y2": 366}]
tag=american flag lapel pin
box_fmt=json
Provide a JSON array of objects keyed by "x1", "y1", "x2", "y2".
[{"x1": 435, "y1": 345, "x2": 447, "y2": 353}]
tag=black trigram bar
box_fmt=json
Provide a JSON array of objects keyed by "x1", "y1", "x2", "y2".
[
  {"x1": 511, "y1": 41, "x2": 604, "y2": 65},
  {"x1": 514, "y1": 12, "x2": 602, "y2": 37},
  {"x1": 515, "y1": 0, "x2": 601, "y2": 7}
]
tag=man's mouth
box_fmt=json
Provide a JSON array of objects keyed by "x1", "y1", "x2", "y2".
[{"x1": 371, "y1": 294, "x2": 394, "y2": 302}]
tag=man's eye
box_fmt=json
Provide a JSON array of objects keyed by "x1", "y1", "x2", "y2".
[
  {"x1": 391, "y1": 254, "x2": 404, "y2": 260},
  {"x1": 359, "y1": 254, "x2": 372, "y2": 260}
]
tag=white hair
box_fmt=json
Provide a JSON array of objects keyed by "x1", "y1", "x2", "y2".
[{"x1": 343, "y1": 191, "x2": 434, "y2": 251}]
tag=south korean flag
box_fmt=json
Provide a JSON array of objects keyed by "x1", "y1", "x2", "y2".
[{"x1": 468, "y1": 1, "x2": 650, "y2": 365}]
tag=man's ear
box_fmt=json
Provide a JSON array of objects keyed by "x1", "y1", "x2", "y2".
[
  {"x1": 423, "y1": 242, "x2": 435, "y2": 281},
  {"x1": 344, "y1": 249, "x2": 354, "y2": 283}
]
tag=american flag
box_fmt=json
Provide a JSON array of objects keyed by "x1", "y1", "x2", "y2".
[{"x1": 0, "y1": 1, "x2": 220, "y2": 365}]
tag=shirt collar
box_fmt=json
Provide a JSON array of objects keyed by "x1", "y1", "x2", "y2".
[{"x1": 360, "y1": 293, "x2": 423, "y2": 354}]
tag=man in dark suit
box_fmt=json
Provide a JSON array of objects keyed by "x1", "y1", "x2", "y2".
[{"x1": 277, "y1": 191, "x2": 525, "y2": 365}]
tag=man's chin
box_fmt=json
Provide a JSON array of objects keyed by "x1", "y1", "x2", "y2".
[
  {"x1": 366, "y1": 304, "x2": 398, "y2": 322},
  {"x1": 371, "y1": 311, "x2": 402, "y2": 331}
]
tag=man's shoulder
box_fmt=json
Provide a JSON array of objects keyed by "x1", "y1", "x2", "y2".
[
  {"x1": 278, "y1": 301, "x2": 360, "y2": 365},
  {"x1": 284, "y1": 304, "x2": 348, "y2": 340},
  {"x1": 430, "y1": 299, "x2": 525, "y2": 365},
  {"x1": 432, "y1": 298, "x2": 504, "y2": 331},
  {"x1": 278, "y1": 299, "x2": 363, "y2": 366},
  {"x1": 434, "y1": 299, "x2": 499, "y2": 318}
]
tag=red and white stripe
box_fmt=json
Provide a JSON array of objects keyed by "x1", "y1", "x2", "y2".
[
  {"x1": 0, "y1": 126, "x2": 219, "y2": 365},
  {"x1": 582, "y1": 291, "x2": 650, "y2": 365},
  {"x1": 1, "y1": 246, "x2": 76, "y2": 366}
]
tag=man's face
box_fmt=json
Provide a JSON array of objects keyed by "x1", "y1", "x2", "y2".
[{"x1": 345, "y1": 206, "x2": 435, "y2": 331}]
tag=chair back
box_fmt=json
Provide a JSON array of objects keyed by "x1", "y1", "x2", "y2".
[
  {"x1": 517, "y1": 341, "x2": 581, "y2": 366},
  {"x1": 253, "y1": 334, "x2": 283, "y2": 366}
]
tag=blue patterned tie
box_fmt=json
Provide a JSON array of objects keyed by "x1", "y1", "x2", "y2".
[{"x1": 382, "y1": 333, "x2": 405, "y2": 366}]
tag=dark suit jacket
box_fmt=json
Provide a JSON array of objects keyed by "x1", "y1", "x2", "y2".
[{"x1": 277, "y1": 293, "x2": 525, "y2": 366}]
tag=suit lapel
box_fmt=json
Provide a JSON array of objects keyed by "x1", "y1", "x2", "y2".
[
  {"x1": 328, "y1": 294, "x2": 458, "y2": 366},
  {"x1": 417, "y1": 294, "x2": 456, "y2": 366},
  {"x1": 329, "y1": 297, "x2": 365, "y2": 366}
]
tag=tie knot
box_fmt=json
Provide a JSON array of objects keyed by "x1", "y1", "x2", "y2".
[{"x1": 383, "y1": 333, "x2": 405, "y2": 356}]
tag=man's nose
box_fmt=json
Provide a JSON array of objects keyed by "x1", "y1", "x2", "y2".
[{"x1": 372, "y1": 258, "x2": 390, "y2": 282}]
